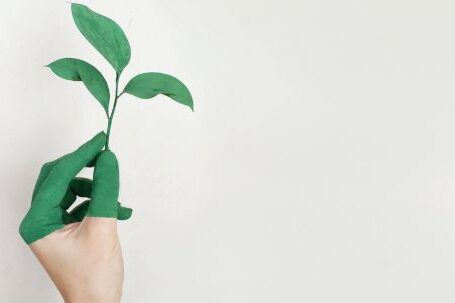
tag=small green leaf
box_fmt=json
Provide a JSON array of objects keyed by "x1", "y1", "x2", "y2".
[
  {"x1": 71, "y1": 3, "x2": 131, "y2": 74},
  {"x1": 47, "y1": 58, "x2": 110, "y2": 114},
  {"x1": 123, "y1": 73, "x2": 194, "y2": 111}
]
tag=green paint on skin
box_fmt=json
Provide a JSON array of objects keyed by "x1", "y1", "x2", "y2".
[{"x1": 19, "y1": 133, "x2": 132, "y2": 244}]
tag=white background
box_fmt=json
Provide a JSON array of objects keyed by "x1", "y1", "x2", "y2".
[{"x1": 2, "y1": 0, "x2": 455, "y2": 302}]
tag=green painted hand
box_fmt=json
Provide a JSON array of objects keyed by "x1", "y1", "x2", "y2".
[{"x1": 19, "y1": 132, "x2": 132, "y2": 244}]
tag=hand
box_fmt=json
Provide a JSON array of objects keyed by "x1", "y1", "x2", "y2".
[{"x1": 19, "y1": 132, "x2": 132, "y2": 303}]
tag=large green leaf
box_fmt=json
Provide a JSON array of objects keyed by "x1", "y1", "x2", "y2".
[
  {"x1": 123, "y1": 73, "x2": 194, "y2": 111},
  {"x1": 47, "y1": 58, "x2": 110, "y2": 114},
  {"x1": 71, "y1": 3, "x2": 131, "y2": 74}
]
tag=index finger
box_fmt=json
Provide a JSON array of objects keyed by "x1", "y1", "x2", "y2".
[
  {"x1": 35, "y1": 132, "x2": 106, "y2": 205},
  {"x1": 32, "y1": 132, "x2": 106, "y2": 209}
]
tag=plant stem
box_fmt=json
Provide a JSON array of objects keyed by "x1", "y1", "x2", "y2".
[{"x1": 105, "y1": 72, "x2": 121, "y2": 151}]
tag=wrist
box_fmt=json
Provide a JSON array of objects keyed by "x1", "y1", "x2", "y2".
[
  {"x1": 66, "y1": 298, "x2": 121, "y2": 303},
  {"x1": 64, "y1": 293, "x2": 121, "y2": 303}
]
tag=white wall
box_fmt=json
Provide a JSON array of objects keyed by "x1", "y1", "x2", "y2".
[{"x1": 2, "y1": 0, "x2": 455, "y2": 302}]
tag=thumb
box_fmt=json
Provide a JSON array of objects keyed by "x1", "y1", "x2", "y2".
[{"x1": 86, "y1": 151, "x2": 119, "y2": 218}]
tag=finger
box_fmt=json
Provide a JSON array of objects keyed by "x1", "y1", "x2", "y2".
[
  {"x1": 66, "y1": 177, "x2": 132, "y2": 222},
  {"x1": 62, "y1": 211, "x2": 79, "y2": 225},
  {"x1": 31, "y1": 150, "x2": 97, "y2": 202},
  {"x1": 60, "y1": 187, "x2": 77, "y2": 211},
  {"x1": 31, "y1": 159, "x2": 59, "y2": 201},
  {"x1": 32, "y1": 132, "x2": 106, "y2": 210},
  {"x1": 118, "y1": 203, "x2": 133, "y2": 220},
  {"x1": 69, "y1": 199, "x2": 91, "y2": 221},
  {"x1": 60, "y1": 177, "x2": 94, "y2": 211},
  {"x1": 86, "y1": 158, "x2": 97, "y2": 168},
  {"x1": 70, "y1": 177, "x2": 93, "y2": 198},
  {"x1": 86, "y1": 151, "x2": 119, "y2": 218},
  {"x1": 68, "y1": 200, "x2": 133, "y2": 221},
  {"x1": 60, "y1": 177, "x2": 97, "y2": 211}
]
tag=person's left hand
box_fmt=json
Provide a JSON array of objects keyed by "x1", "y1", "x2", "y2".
[{"x1": 19, "y1": 132, "x2": 132, "y2": 303}]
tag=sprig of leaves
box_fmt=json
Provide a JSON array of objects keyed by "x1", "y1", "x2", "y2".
[{"x1": 46, "y1": 3, "x2": 194, "y2": 150}]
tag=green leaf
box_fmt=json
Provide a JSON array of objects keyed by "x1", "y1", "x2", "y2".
[
  {"x1": 123, "y1": 73, "x2": 194, "y2": 111},
  {"x1": 47, "y1": 58, "x2": 110, "y2": 114},
  {"x1": 71, "y1": 3, "x2": 131, "y2": 74}
]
